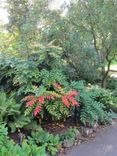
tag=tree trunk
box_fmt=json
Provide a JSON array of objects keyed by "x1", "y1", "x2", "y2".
[{"x1": 101, "y1": 60, "x2": 111, "y2": 88}]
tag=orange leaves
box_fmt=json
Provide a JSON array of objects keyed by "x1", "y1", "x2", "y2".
[
  {"x1": 68, "y1": 97, "x2": 80, "y2": 106},
  {"x1": 62, "y1": 90, "x2": 80, "y2": 108},
  {"x1": 68, "y1": 90, "x2": 79, "y2": 96},
  {"x1": 34, "y1": 106, "x2": 42, "y2": 116},
  {"x1": 62, "y1": 96, "x2": 70, "y2": 108},
  {"x1": 38, "y1": 96, "x2": 45, "y2": 104},
  {"x1": 46, "y1": 95, "x2": 52, "y2": 100},
  {"x1": 23, "y1": 83, "x2": 80, "y2": 117},
  {"x1": 23, "y1": 95, "x2": 44, "y2": 116},
  {"x1": 26, "y1": 98, "x2": 37, "y2": 107}
]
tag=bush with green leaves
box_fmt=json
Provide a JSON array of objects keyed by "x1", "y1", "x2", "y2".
[
  {"x1": 0, "y1": 57, "x2": 40, "y2": 95},
  {"x1": 29, "y1": 127, "x2": 61, "y2": 156},
  {"x1": 106, "y1": 77, "x2": 117, "y2": 98},
  {"x1": 60, "y1": 127, "x2": 78, "y2": 142},
  {"x1": 40, "y1": 69, "x2": 68, "y2": 87},
  {"x1": 23, "y1": 83, "x2": 79, "y2": 121},
  {"x1": 0, "y1": 92, "x2": 20, "y2": 123},
  {"x1": 90, "y1": 86, "x2": 117, "y2": 112},
  {"x1": 0, "y1": 123, "x2": 47, "y2": 156},
  {"x1": 9, "y1": 115, "x2": 31, "y2": 133},
  {"x1": 0, "y1": 92, "x2": 32, "y2": 133},
  {"x1": 106, "y1": 77, "x2": 117, "y2": 91},
  {"x1": 0, "y1": 54, "x2": 68, "y2": 96},
  {"x1": 70, "y1": 81, "x2": 113, "y2": 126}
]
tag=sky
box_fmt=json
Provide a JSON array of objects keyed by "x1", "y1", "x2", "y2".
[
  {"x1": 0, "y1": 0, "x2": 8, "y2": 24},
  {"x1": 0, "y1": 0, "x2": 69, "y2": 24}
]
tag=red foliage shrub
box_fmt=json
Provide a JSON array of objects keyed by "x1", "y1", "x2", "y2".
[{"x1": 23, "y1": 83, "x2": 80, "y2": 117}]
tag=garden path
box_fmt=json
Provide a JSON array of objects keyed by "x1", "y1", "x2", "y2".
[{"x1": 60, "y1": 121, "x2": 117, "y2": 156}]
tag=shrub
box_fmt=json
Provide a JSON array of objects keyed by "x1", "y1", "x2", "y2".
[
  {"x1": 9, "y1": 115, "x2": 31, "y2": 133},
  {"x1": 106, "y1": 77, "x2": 117, "y2": 90},
  {"x1": 40, "y1": 69, "x2": 68, "y2": 87},
  {"x1": 60, "y1": 127, "x2": 78, "y2": 142},
  {"x1": 0, "y1": 56, "x2": 67, "y2": 96},
  {"x1": 0, "y1": 57, "x2": 43, "y2": 95},
  {"x1": 0, "y1": 123, "x2": 47, "y2": 156},
  {"x1": 23, "y1": 83, "x2": 80, "y2": 120},
  {"x1": 0, "y1": 92, "x2": 20, "y2": 123},
  {"x1": 70, "y1": 81, "x2": 113, "y2": 126},
  {"x1": 29, "y1": 127, "x2": 60, "y2": 156},
  {"x1": 90, "y1": 86, "x2": 117, "y2": 112}
]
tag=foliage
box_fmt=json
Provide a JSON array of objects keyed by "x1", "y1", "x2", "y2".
[
  {"x1": 0, "y1": 57, "x2": 40, "y2": 95},
  {"x1": 60, "y1": 127, "x2": 77, "y2": 142},
  {"x1": 29, "y1": 127, "x2": 60, "y2": 156},
  {"x1": 0, "y1": 92, "x2": 20, "y2": 123},
  {"x1": 0, "y1": 92, "x2": 31, "y2": 133},
  {"x1": 1, "y1": 0, "x2": 117, "y2": 86},
  {"x1": 106, "y1": 77, "x2": 117, "y2": 91},
  {"x1": 0, "y1": 1, "x2": 117, "y2": 156},
  {"x1": 91, "y1": 86, "x2": 117, "y2": 112},
  {"x1": 23, "y1": 83, "x2": 79, "y2": 120},
  {"x1": 80, "y1": 100, "x2": 111, "y2": 126},
  {"x1": 0, "y1": 124, "x2": 47, "y2": 156},
  {"x1": 44, "y1": 0, "x2": 117, "y2": 86},
  {"x1": 0, "y1": 55, "x2": 65, "y2": 95},
  {"x1": 40, "y1": 69, "x2": 68, "y2": 87},
  {"x1": 70, "y1": 81, "x2": 113, "y2": 126},
  {"x1": 9, "y1": 115, "x2": 31, "y2": 133},
  {"x1": 6, "y1": 0, "x2": 52, "y2": 55}
]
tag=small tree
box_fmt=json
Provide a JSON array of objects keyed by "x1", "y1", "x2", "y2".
[{"x1": 67, "y1": 0, "x2": 117, "y2": 87}]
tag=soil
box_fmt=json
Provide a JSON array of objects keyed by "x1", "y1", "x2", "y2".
[
  {"x1": 9, "y1": 119, "x2": 80, "y2": 143},
  {"x1": 42, "y1": 120, "x2": 80, "y2": 135},
  {"x1": 9, "y1": 129, "x2": 31, "y2": 144}
]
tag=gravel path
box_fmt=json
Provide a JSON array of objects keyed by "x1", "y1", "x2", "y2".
[{"x1": 60, "y1": 121, "x2": 117, "y2": 156}]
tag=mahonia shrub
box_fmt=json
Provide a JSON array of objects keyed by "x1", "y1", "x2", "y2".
[{"x1": 23, "y1": 83, "x2": 80, "y2": 120}]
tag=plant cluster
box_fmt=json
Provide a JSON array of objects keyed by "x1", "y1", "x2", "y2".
[
  {"x1": 23, "y1": 83, "x2": 80, "y2": 120},
  {"x1": 90, "y1": 86, "x2": 117, "y2": 111},
  {"x1": 0, "y1": 123, "x2": 47, "y2": 156},
  {"x1": 29, "y1": 126, "x2": 61, "y2": 156},
  {"x1": 70, "y1": 81, "x2": 115, "y2": 126},
  {"x1": 0, "y1": 92, "x2": 20, "y2": 123},
  {"x1": 60, "y1": 127, "x2": 78, "y2": 143}
]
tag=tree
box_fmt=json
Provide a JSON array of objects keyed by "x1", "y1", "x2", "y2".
[
  {"x1": 6, "y1": 0, "x2": 52, "y2": 56},
  {"x1": 67, "y1": 0, "x2": 117, "y2": 87},
  {"x1": 45, "y1": 0, "x2": 117, "y2": 86},
  {"x1": 6, "y1": 0, "x2": 63, "y2": 67}
]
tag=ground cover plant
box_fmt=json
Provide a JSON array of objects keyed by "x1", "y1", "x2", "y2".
[{"x1": 0, "y1": 0, "x2": 117, "y2": 155}]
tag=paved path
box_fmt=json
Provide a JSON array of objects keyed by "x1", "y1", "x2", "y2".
[{"x1": 60, "y1": 121, "x2": 117, "y2": 156}]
